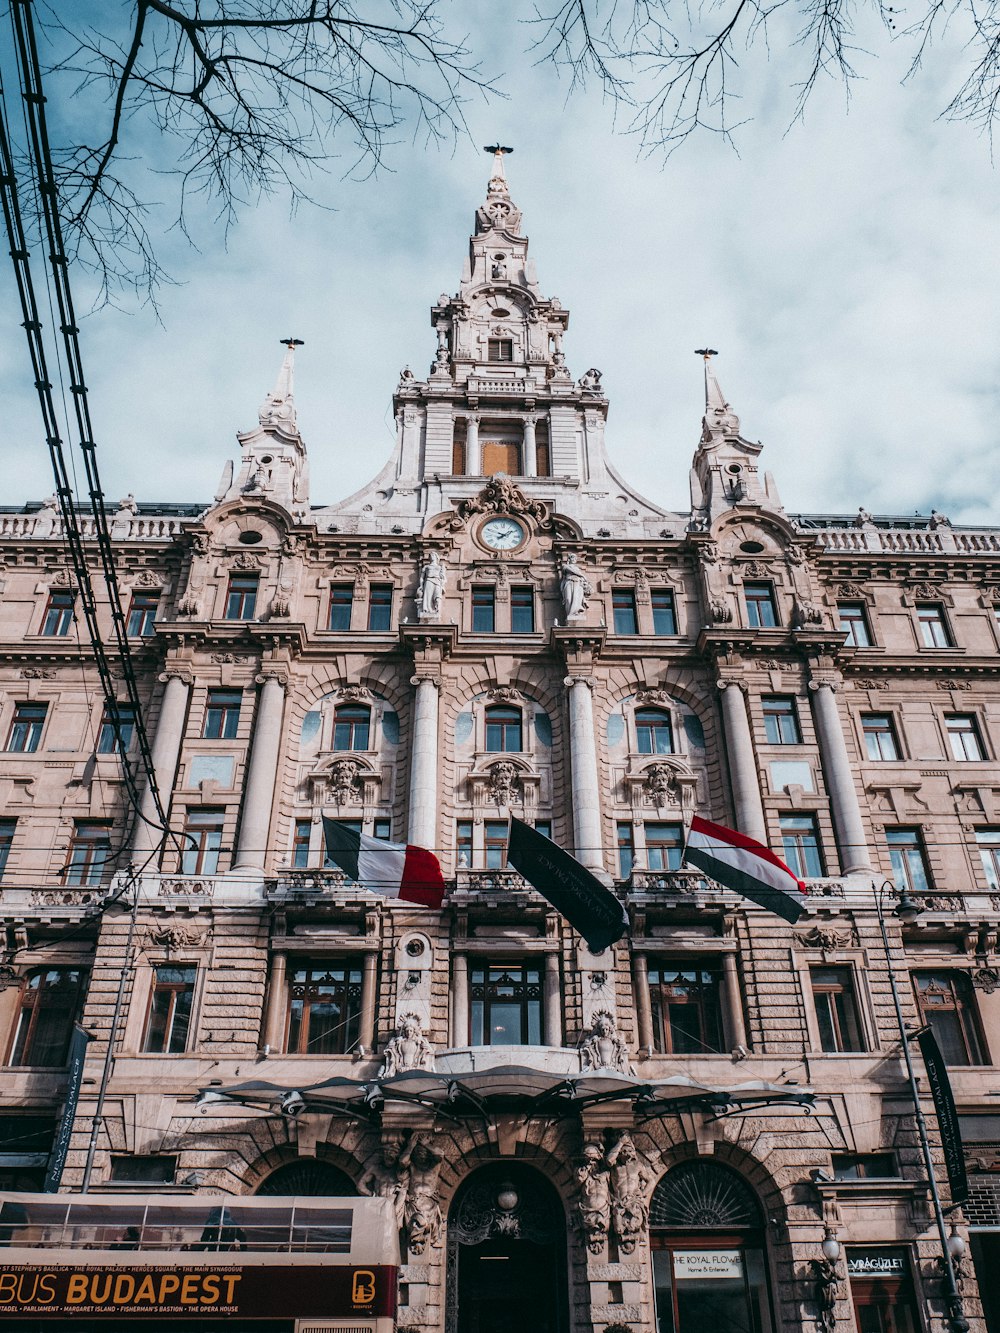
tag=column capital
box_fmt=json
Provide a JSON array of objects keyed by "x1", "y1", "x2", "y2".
[
  {"x1": 564, "y1": 675, "x2": 595, "y2": 691},
  {"x1": 410, "y1": 674, "x2": 441, "y2": 690},
  {"x1": 255, "y1": 670, "x2": 289, "y2": 689},
  {"x1": 158, "y1": 668, "x2": 193, "y2": 686},
  {"x1": 808, "y1": 671, "x2": 844, "y2": 693},
  {"x1": 716, "y1": 676, "x2": 749, "y2": 694}
]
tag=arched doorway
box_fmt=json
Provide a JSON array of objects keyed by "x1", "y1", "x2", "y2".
[
  {"x1": 446, "y1": 1163, "x2": 567, "y2": 1333},
  {"x1": 650, "y1": 1159, "x2": 774, "y2": 1333},
  {"x1": 255, "y1": 1159, "x2": 356, "y2": 1196}
]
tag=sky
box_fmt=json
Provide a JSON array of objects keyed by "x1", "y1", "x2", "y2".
[{"x1": 1, "y1": 7, "x2": 999, "y2": 524}]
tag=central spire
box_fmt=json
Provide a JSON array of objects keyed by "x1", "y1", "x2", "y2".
[{"x1": 484, "y1": 143, "x2": 513, "y2": 194}]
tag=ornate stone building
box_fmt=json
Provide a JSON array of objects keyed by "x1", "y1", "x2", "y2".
[{"x1": 2, "y1": 151, "x2": 1000, "y2": 1333}]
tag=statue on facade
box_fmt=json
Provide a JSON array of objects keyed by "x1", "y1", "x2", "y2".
[
  {"x1": 487, "y1": 760, "x2": 520, "y2": 807},
  {"x1": 811, "y1": 1256, "x2": 840, "y2": 1333},
  {"x1": 579, "y1": 1010, "x2": 631, "y2": 1074},
  {"x1": 578, "y1": 367, "x2": 602, "y2": 392},
  {"x1": 576, "y1": 1143, "x2": 612, "y2": 1254},
  {"x1": 558, "y1": 552, "x2": 591, "y2": 622},
  {"x1": 399, "y1": 1134, "x2": 443, "y2": 1254},
  {"x1": 606, "y1": 1133, "x2": 650, "y2": 1254},
  {"x1": 491, "y1": 254, "x2": 507, "y2": 280},
  {"x1": 378, "y1": 1013, "x2": 435, "y2": 1077},
  {"x1": 417, "y1": 551, "x2": 447, "y2": 620},
  {"x1": 362, "y1": 1134, "x2": 408, "y2": 1229}
]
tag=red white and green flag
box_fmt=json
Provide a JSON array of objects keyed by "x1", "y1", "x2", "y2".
[
  {"x1": 684, "y1": 814, "x2": 808, "y2": 924},
  {"x1": 322, "y1": 819, "x2": 445, "y2": 909}
]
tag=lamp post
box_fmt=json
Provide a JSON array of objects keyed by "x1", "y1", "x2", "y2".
[{"x1": 874, "y1": 879, "x2": 969, "y2": 1333}]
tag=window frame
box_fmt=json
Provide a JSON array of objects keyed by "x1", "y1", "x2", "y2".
[
  {"x1": 471, "y1": 585, "x2": 497, "y2": 633},
  {"x1": 651, "y1": 588, "x2": 678, "y2": 636},
  {"x1": 945, "y1": 713, "x2": 985, "y2": 762},
  {"x1": 635, "y1": 707, "x2": 674, "y2": 756},
  {"x1": 762, "y1": 697, "x2": 802, "y2": 745},
  {"x1": 64, "y1": 821, "x2": 112, "y2": 886},
  {"x1": 810, "y1": 965, "x2": 866, "y2": 1053},
  {"x1": 885, "y1": 827, "x2": 931, "y2": 894},
  {"x1": 617, "y1": 822, "x2": 635, "y2": 879},
  {"x1": 367, "y1": 584, "x2": 393, "y2": 632},
  {"x1": 485, "y1": 705, "x2": 522, "y2": 753},
  {"x1": 976, "y1": 828, "x2": 1000, "y2": 891},
  {"x1": 7, "y1": 967, "x2": 89, "y2": 1068},
  {"x1": 744, "y1": 582, "x2": 779, "y2": 628},
  {"x1": 202, "y1": 688, "x2": 242, "y2": 741},
  {"x1": 180, "y1": 809, "x2": 225, "y2": 876},
  {"x1": 486, "y1": 338, "x2": 513, "y2": 362},
  {"x1": 126, "y1": 591, "x2": 159, "y2": 637},
  {"x1": 644, "y1": 822, "x2": 684, "y2": 871},
  {"x1": 327, "y1": 583, "x2": 354, "y2": 632},
  {"x1": 292, "y1": 818, "x2": 312, "y2": 869},
  {"x1": 40, "y1": 590, "x2": 76, "y2": 637},
  {"x1": 0, "y1": 820, "x2": 14, "y2": 882},
  {"x1": 912, "y1": 970, "x2": 987, "y2": 1066},
  {"x1": 285, "y1": 960, "x2": 364, "y2": 1055},
  {"x1": 469, "y1": 960, "x2": 543, "y2": 1046},
  {"x1": 142, "y1": 965, "x2": 197, "y2": 1055},
  {"x1": 97, "y1": 704, "x2": 137, "y2": 755},
  {"x1": 837, "y1": 601, "x2": 872, "y2": 648},
  {"x1": 484, "y1": 820, "x2": 509, "y2": 869},
  {"x1": 861, "y1": 713, "x2": 900, "y2": 761},
  {"x1": 915, "y1": 602, "x2": 952, "y2": 648},
  {"x1": 647, "y1": 959, "x2": 725, "y2": 1056},
  {"x1": 612, "y1": 588, "x2": 639, "y2": 635},
  {"x1": 779, "y1": 813, "x2": 824, "y2": 879},
  {"x1": 6, "y1": 702, "x2": 47, "y2": 754},
  {"x1": 332, "y1": 703, "x2": 371, "y2": 751},
  {"x1": 224, "y1": 573, "x2": 259, "y2": 621},
  {"x1": 511, "y1": 585, "x2": 535, "y2": 634}
]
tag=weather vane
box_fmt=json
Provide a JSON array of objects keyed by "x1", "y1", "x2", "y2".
[
  {"x1": 484, "y1": 144, "x2": 514, "y2": 158},
  {"x1": 281, "y1": 338, "x2": 304, "y2": 349},
  {"x1": 694, "y1": 348, "x2": 718, "y2": 361}
]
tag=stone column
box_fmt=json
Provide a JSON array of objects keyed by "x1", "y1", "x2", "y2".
[
  {"x1": 722, "y1": 953, "x2": 748, "y2": 1050},
  {"x1": 232, "y1": 673, "x2": 287, "y2": 872},
  {"x1": 132, "y1": 671, "x2": 191, "y2": 858},
  {"x1": 262, "y1": 951, "x2": 287, "y2": 1051},
  {"x1": 544, "y1": 951, "x2": 562, "y2": 1046},
  {"x1": 717, "y1": 678, "x2": 768, "y2": 844},
  {"x1": 522, "y1": 416, "x2": 537, "y2": 478},
  {"x1": 465, "y1": 414, "x2": 481, "y2": 476},
  {"x1": 452, "y1": 953, "x2": 469, "y2": 1045},
  {"x1": 633, "y1": 953, "x2": 654, "y2": 1055},
  {"x1": 360, "y1": 951, "x2": 378, "y2": 1053},
  {"x1": 809, "y1": 675, "x2": 872, "y2": 874},
  {"x1": 408, "y1": 676, "x2": 440, "y2": 849},
  {"x1": 565, "y1": 676, "x2": 605, "y2": 872}
]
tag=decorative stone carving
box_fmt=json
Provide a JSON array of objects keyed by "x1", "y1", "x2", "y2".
[
  {"x1": 910, "y1": 581, "x2": 943, "y2": 600},
  {"x1": 399, "y1": 1135, "x2": 443, "y2": 1254},
  {"x1": 606, "y1": 1133, "x2": 650, "y2": 1254},
  {"x1": 362, "y1": 1133, "x2": 408, "y2": 1228},
  {"x1": 211, "y1": 653, "x2": 252, "y2": 664},
  {"x1": 576, "y1": 1143, "x2": 612, "y2": 1254},
  {"x1": 835, "y1": 581, "x2": 866, "y2": 598},
  {"x1": 340, "y1": 686, "x2": 372, "y2": 703},
  {"x1": 487, "y1": 760, "x2": 520, "y2": 807},
  {"x1": 577, "y1": 367, "x2": 603, "y2": 392},
  {"x1": 328, "y1": 759, "x2": 363, "y2": 806},
  {"x1": 487, "y1": 686, "x2": 521, "y2": 704},
  {"x1": 558, "y1": 551, "x2": 591, "y2": 621},
  {"x1": 741, "y1": 560, "x2": 770, "y2": 579},
  {"x1": 455, "y1": 474, "x2": 547, "y2": 526},
  {"x1": 643, "y1": 763, "x2": 680, "y2": 806},
  {"x1": 145, "y1": 923, "x2": 211, "y2": 950},
  {"x1": 177, "y1": 556, "x2": 207, "y2": 617},
  {"x1": 20, "y1": 667, "x2": 54, "y2": 679},
  {"x1": 855, "y1": 678, "x2": 889, "y2": 690},
  {"x1": 793, "y1": 597, "x2": 824, "y2": 627},
  {"x1": 379, "y1": 1013, "x2": 435, "y2": 1077},
  {"x1": 232, "y1": 551, "x2": 261, "y2": 571},
  {"x1": 797, "y1": 925, "x2": 856, "y2": 949},
  {"x1": 133, "y1": 568, "x2": 162, "y2": 588},
  {"x1": 417, "y1": 551, "x2": 447, "y2": 620},
  {"x1": 270, "y1": 558, "x2": 296, "y2": 617},
  {"x1": 579, "y1": 1010, "x2": 630, "y2": 1074},
  {"x1": 158, "y1": 878, "x2": 214, "y2": 897},
  {"x1": 811, "y1": 1257, "x2": 840, "y2": 1333},
  {"x1": 972, "y1": 967, "x2": 1000, "y2": 994}
]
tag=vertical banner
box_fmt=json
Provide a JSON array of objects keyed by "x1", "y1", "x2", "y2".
[
  {"x1": 44, "y1": 1024, "x2": 90, "y2": 1192},
  {"x1": 916, "y1": 1026, "x2": 968, "y2": 1205}
]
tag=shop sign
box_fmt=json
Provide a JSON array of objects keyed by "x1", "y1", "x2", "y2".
[
  {"x1": 674, "y1": 1251, "x2": 744, "y2": 1280},
  {"x1": 846, "y1": 1251, "x2": 907, "y2": 1277},
  {"x1": 0, "y1": 1263, "x2": 396, "y2": 1318}
]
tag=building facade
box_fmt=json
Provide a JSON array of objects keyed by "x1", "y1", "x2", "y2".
[{"x1": 2, "y1": 152, "x2": 1000, "y2": 1333}]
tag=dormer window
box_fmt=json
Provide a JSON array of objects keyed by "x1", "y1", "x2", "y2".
[{"x1": 487, "y1": 339, "x2": 513, "y2": 362}]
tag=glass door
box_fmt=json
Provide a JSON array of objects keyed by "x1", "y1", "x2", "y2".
[{"x1": 653, "y1": 1239, "x2": 773, "y2": 1333}]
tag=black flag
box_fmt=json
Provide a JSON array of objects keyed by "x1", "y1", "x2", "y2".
[
  {"x1": 916, "y1": 1027, "x2": 968, "y2": 1205},
  {"x1": 506, "y1": 817, "x2": 628, "y2": 953}
]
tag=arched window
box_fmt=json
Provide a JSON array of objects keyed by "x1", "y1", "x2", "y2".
[
  {"x1": 649, "y1": 1161, "x2": 773, "y2": 1333},
  {"x1": 485, "y1": 706, "x2": 522, "y2": 752},
  {"x1": 636, "y1": 708, "x2": 674, "y2": 755},
  {"x1": 333, "y1": 704, "x2": 370, "y2": 751},
  {"x1": 255, "y1": 1159, "x2": 357, "y2": 1196}
]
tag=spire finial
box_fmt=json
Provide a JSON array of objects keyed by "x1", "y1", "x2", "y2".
[
  {"x1": 695, "y1": 347, "x2": 718, "y2": 410},
  {"x1": 484, "y1": 143, "x2": 513, "y2": 192},
  {"x1": 259, "y1": 338, "x2": 302, "y2": 430}
]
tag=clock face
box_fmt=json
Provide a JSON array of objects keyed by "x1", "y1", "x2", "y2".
[{"x1": 481, "y1": 517, "x2": 526, "y2": 551}]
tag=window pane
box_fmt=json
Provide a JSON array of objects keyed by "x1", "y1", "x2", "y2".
[
  {"x1": 469, "y1": 963, "x2": 542, "y2": 1046},
  {"x1": 862, "y1": 715, "x2": 898, "y2": 761},
  {"x1": 332, "y1": 704, "x2": 370, "y2": 751},
  {"x1": 127, "y1": 593, "x2": 159, "y2": 637},
  {"x1": 65, "y1": 823, "x2": 112, "y2": 885},
  {"x1": 327, "y1": 585, "x2": 353, "y2": 631},
  {"x1": 203, "y1": 689, "x2": 242, "y2": 740},
  {"x1": 838, "y1": 602, "x2": 871, "y2": 647},
  {"x1": 648, "y1": 963, "x2": 724, "y2": 1055},
  {"x1": 651, "y1": 590, "x2": 677, "y2": 635},
  {"x1": 472, "y1": 586, "x2": 496, "y2": 633},
  {"x1": 286, "y1": 962, "x2": 363, "y2": 1055},
  {"x1": 367, "y1": 585, "x2": 392, "y2": 632},
  {"x1": 886, "y1": 828, "x2": 929, "y2": 893},
  {"x1": 763, "y1": 698, "x2": 800, "y2": 745},
  {"x1": 636, "y1": 709, "x2": 673, "y2": 755},
  {"x1": 181, "y1": 810, "x2": 224, "y2": 875},
  {"x1": 612, "y1": 590, "x2": 638, "y2": 635},
  {"x1": 485, "y1": 706, "x2": 521, "y2": 752},
  {"x1": 225, "y1": 575, "x2": 258, "y2": 620},
  {"x1": 745, "y1": 583, "x2": 777, "y2": 628},
  {"x1": 977, "y1": 830, "x2": 1000, "y2": 890},
  {"x1": 7, "y1": 703, "x2": 47, "y2": 753},
  {"x1": 946, "y1": 715, "x2": 983, "y2": 761},
  {"x1": 811, "y1": 967, "x2": 864, "y2": 1052},
  {"x1": 41, "y1": 592, "x2": 75, "y2": 636},
  {"x1": 511, "y1": 587, "x2": 535, "y2": 634},
  {"x1": 645, "y1": 823, "x2": 683, "y2": 871},
  {"x1": 97, "y1": 705, "x2": 136, "y2": 755},
  {"x1": 292, "y1": 819, "x2": 312, "y2": 868},
  {"x1": 9, "y1": 969, "x2": 88, "y2": 1067},
  {"x1": 779, "y1": 815, "x2": 823, "y2": 878},
  {"x1": 143, "y1": 967, "x2": 196, "y2": 1054},
  {"x1": 913, "y1": 972, "x2": 984, "y2": 1065},
  {"x1": 617, "y1": 822, "x2": 635, "y2": 879},
  {"x1": 0, "y1": 821, "x2": 14, "y2": 881},
  {"x1": 917, "y1": 603, "x2": 951, "y2": 648}
]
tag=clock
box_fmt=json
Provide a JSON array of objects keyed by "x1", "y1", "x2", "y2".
[{"x1": 480, "y1": 516, "x2": 526, "y2": 551}]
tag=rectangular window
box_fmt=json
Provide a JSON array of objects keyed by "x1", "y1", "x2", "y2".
[
  {"x1": 946, "y1": 714, "x2": 984, "y2": 761},
  {"x1": 181, "y1": 809, "x2": 225, "y2": 876},
  {"x1": 779, "y1": 814, "x2": 823, "y2": 879},
  {"x1": 811, "y1": 967, "x2": 865, "y2": 1052},
  {"x1": 617, "y1": 822, "x2": 635, "y2": 879},
  {"x1": 838, "y1": 602, "x2": 871, "y2": 647},
  {"x1": 126, "y1": 591, "x2": 159, "y2": 637},
  {"x1": 110, "y1": 1155, "x2": 177, "y2": 1183},
  {"x1": 636, "y1": 708, "x2": 673, "y2": 755},
  {"x1": 472, "y1": 585, "x2": 496, "y2": 633},
  {"x1": 862, "y1": 714, "x2": 899, "y2": 761},
  {"x1": 651, "y1": 589, "x2": 678, "y2": 635},
  {"x1": 648, "y1": 962, "x2": 724, "y2": 1055},
  {"x1": 0, "y1": 821, "x2": 13, "y2": 882},
  {"x1": 763, "y1": 697, "x2": 801, "y2": 745},
  {"x1": 487, "y1": 338, "x2": 513, "y2": 362},
  {"x1": 327, "y1": 584, "x2": 353, "y2": 632},
  {"x1": 97, "y1": 704, "x2": 136, "y2": 755},
  {"x1": 977, "y1": 829, "x2": 1000, "y2": 890},
  {"x1": 831, "y1": 1153, "x2": 897, "y2": 1180},
  {"x1": 203, "y1": 688, "x2": 242, "y2": 740},
  {"x1": 225, "y1": 574, "x2": 258, "y2": 620},
  {"x1": 745, "y1": 582, "x2": 778, "y2": 628},
  {"x1": 470, "y1": 962, "x2": 542, "y2": 1045},
  {"x1": 916, "y1": 602, "x2": 951, "y2": 648},
  {"x1": 534, "y1": 820, "x2": 552, "y2": 840},
  {"x1": 485, "y1": 706, "x2": 522, "y2": 752},
  {"x1": 612, "y1": 589, "x2": 639, "y2": 635},
  {"x1": 9, "y1": 968, "x2": 89, "y2": 1067},
  {"x1": 373, "y1": 818, "x2": 392, "y2": 841},
  {"x1": 65, "y1": 822, "x2": 112, "y2": 885},
  {"x1": 41, "y1": 590, "x2": 75, "y2": 637},
  {"x1": 292, "y1": 818, "x2": 312, "y2": 868},
  {"x1": 456, "y1": 820, "x2": 474, "y2": 868},
  {"x1": 485, "y1": 820, "x2": 508, "y2": 870},
  {"x1": 367, "y1": 584, "x2": 392, "y2": 632},
  {"x1": 143, "y1": 966, "x2": 197, "y2": 1054},
  {"x1": 511, "y1": 586, "x2": 535, "y2": 634},
  {"x1": 886, "y1": 827, "x2": 930, "y2": 894},
  {"x1": 913, "y1": 971, "x2": 986, "y2": 1065},
  {"x1": 7, "y1": 702, "x2": 47, "y2": 753},
  {"x1": 645, "y1": 823, "x2": 684, "y2": 871},
  {"x1": 286, "y1": 961, "x2": 363, "y2": 1054}
]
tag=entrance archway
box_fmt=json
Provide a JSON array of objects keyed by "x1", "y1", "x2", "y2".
[
  {"x1": 446, "y1": 1163, "x2": 567, "y2": 1333},
  {"x1": 255, "y1": 1159, "x2": 356, "y2": 1196},
  {"x1": 649, "y1": 1159, "x2": 775, "y2": 1333}
]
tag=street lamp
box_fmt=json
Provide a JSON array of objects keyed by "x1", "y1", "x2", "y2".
[{"x1": 875, "y1": 879, "x2": 969, "y2": 1333}]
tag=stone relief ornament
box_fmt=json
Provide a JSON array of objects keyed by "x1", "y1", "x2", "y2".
[
  {"x1": 145, "y1": 923, "x2": 211, "y2": 950},
  {"x1": 399, "y1": 1135, "x2": 444, "y2": 1254},
  {"x1": 797, "y1": 925, "x2": 856, "y2": 949},
  {"x1": 972, "y1": 967, "x2": 1000, "y2": 994},
  {"x1": 328, "y1": 759, "x2": 363, "y2": 806},
  {"x1": 177, "y1": 557, "x2": 207, "y2": 617},
  {"x1": 487, "y1": 760, "x2": 521, "y2": 807},
  {"x1": 607, "y1": 1133, "x2": 650, "y2": 1254},
  {"x1": 232, "y1": 551, "x2": 261, "y2": 571},
  {"x1": 643, "y1": 763, "x2": 680, "y2": 807},
  {"x1": 811, "y1": 1257, "x2": 840, "y2": 1333},
  {"x1": 576, "y1": 1143, "x2": 612, "y2": 1254},
  {"x1": 487, "y1": 686, "x2": 521, "y2": 704},
  {"x1": 362, "y1": 1133, "x2": 408, "y2": 1228},
  {"x1": 579, "y1": 1010, "x2": 631, "y2": 1074},
  {"x1": 270, "y1": 558, "x2": 296, "y2": 618},
  {"x1": 793, "y1": 598, "x2": 824, "y2": 628},
  {"x1": 577, "y1": 367, "x2": 603, "y2": 392},
  {"x1": 378, "y1": 1013, "x2": 435, "y2": 1077},
  {"x1": 417, "y1": 551, "x2": 447, "y2": 620},
  {"x1": 455, "y1": 474, "x2": 547, "y2": 527},
  {"x1": 558, "y1": 551, "x2": 592, "y2": 621},
  {"x1": 339, "y1": 686, "x2": 372, "y2": 703}
]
